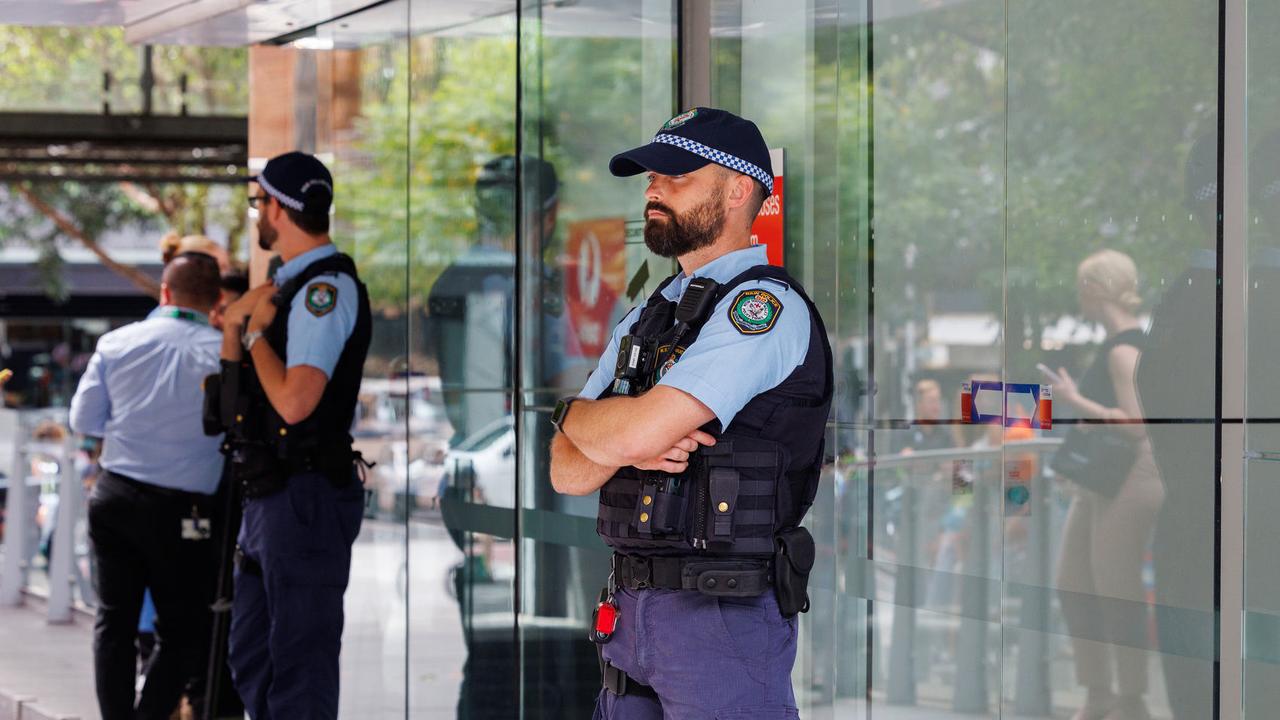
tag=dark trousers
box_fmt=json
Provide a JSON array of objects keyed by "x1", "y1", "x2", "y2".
[
  {"x1": 87, "y1": 472, "x2": 216, "y2": 720},
  {"x1": 593, "y1": 588, "x2": 799, "y2": 719},
  {"x1": 228, "y1": 471, "x2": 363, "y2": 720}
]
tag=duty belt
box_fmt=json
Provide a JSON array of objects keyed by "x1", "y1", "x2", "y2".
[{"x1": 612, "y1": 554, "x2": 773, "y2": 598}]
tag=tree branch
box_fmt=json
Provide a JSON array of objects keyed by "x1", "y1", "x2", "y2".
[{"x1": 16, "y1": 185, "x2": 161, "y2": 299}]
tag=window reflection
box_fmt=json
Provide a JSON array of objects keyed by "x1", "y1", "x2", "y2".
[{"x1": 252, "y1": 0, "x2": 1233, "y2": 716}]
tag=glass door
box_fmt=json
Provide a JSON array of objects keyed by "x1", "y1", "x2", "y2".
[
  {"x1": 1004, "y1": 2, "x2": 1220, "y2": 719},
  {"x1": 703, "y1": 1, "x2": 1224, "y2": 718}
]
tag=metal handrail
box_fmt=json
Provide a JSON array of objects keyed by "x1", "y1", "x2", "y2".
[{"x1": 847, "y1": 437, "x2": 1063, "y2": 470}]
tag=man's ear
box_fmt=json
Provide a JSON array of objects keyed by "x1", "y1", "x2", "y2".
[
  {"x1": 727, "y1": 173, "x2": 754, "y2": 210},
  {"x1": 159, "y1": 282, "x2": 172, "y2": 306}
]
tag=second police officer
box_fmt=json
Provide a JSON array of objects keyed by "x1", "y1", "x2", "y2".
[
  {"x1": 209, "y1": 151, "x2": 371, "y2": 719},
  {"x1": 549, "y1": 108, "x2": 833, "y2": 718}
]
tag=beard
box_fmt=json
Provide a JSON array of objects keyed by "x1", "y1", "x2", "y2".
[
  {"x1": 257, "y1": 212, "x2": 278, "y2": 252},
  {"x1": 643, "y1": 186, "x2": 726, "y2": 259}
]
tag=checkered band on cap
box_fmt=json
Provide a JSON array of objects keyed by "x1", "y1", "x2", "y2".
[
  {"x1": 652, "y1": 133, "x2": 774, "y2": 194},
  {"x1": 257, "y1": 173, "x2": 306, "y2": 212},
  {"x1": 1193, "y1": 181, "x2": 1218, "y2": 203}
]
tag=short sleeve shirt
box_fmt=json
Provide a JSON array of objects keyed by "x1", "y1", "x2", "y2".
[
  {"x1": 273, "y1": 244, "x2": 359, "y2": 379},
  {"x1": 578, "y1": 245, "x2": 811, "y2": 428}
]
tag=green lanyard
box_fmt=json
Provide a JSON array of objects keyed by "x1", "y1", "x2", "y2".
[{"x1": 157, "y1": 307, "x2": 208, "y2": 326}]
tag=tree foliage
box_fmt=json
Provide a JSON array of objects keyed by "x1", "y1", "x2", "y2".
[{"x1": 0, "y1": 26, "x2": 248, "y2": 298}]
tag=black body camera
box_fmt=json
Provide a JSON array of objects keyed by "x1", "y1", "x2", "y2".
[{"x1": 614, "y1": 334, "x2": 658, "y2": 383}]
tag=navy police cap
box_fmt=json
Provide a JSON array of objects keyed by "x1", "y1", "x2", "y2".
[
  {"x1": 609, "y1": 107, "x2": 773, "y2": 194},
  {"x1": 250, "y1": 151, "x2": 333, "y2": 216}
]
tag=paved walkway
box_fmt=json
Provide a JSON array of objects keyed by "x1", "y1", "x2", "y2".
[{"x1": 0, "y1": 600, "x2": 98, "y2": 719}]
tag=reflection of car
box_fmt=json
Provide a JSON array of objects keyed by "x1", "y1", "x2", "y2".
[
  {"x1": 351, "y1": 375, "x2": 452, "y2": 517},
  {"x1": 440, "y1": 416, "x2": 515, "y2": 508}
]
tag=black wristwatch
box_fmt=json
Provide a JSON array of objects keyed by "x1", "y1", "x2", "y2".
[{"x1": 550, "y1": 396, "x2": 578, "y2": 433}]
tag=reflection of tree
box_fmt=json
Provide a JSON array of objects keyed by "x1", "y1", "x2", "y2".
[
  {"x1": 823, "y1": 1, "x2": 1216, "y2": 389},
  {"x1": 0, "y1": 27, "x2": 248, "y2": 298},
  {"x1": 336, "y1": 31, "x2": 665, "y2": 313}
]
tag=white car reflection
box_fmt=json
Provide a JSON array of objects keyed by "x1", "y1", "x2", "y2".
[
  {"x1": 439, "y1": 415, "x2": 514, "y2": 509},
  {"x1": 353, "y1": 375, "x2": 452, "y2": 517}
]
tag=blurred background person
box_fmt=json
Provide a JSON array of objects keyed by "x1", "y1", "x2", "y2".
[
  {"x1": 210, "y1": 268, "x2": 249, "y2": 331},
  {"x1": 160, "y1": 232, "x2": 232, "y2": 273},
  {"x1": 1048, "y1": 249, "x2": 1162, "y2": 720},
  {"x1": 70, "y1": 252, "x2": 224, "y2": 720}
]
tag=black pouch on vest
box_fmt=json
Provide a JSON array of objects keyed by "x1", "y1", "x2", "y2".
[
  {"x1": 633, "y1": 476, "x2": 686, "y2": 536},
  {"x1": 202, "y1": 373, "x2": 224, "y2": 436},
  {"x1": 232, "y1": 445, "x2": 285, "y2": 497},
  {"x1": 648, "y1": 481, "x2": 687, "y2": 535},
  {"x1": 774, "y1": 526, "x2": 815, "y2": 617}
]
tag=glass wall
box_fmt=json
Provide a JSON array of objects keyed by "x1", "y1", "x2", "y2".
[
  {"x1": 516, "y1": 3, "x2": 676, "y2": 717},
  {"x1": 1246, "y1": 0, "x2": 1280, "y2": 716},
  {"x1": 254, "y1": 0, "x2": 1234, "y2": 717}
]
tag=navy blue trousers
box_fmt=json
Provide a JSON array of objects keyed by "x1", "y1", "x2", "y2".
[
  {"x1": 593, "y1": 588, "x2": 800, "y2": 720},
  {"x1": 228, "y1": 472, "x2": 363, "y2": 720}
]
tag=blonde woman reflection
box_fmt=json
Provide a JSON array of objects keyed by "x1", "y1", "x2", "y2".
[{"x1": 1049, "y1": 250, "x2": 1164, "y2": 720}]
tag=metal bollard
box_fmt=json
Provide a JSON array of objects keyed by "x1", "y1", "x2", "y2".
[
  {"x1": 885, "y1": 482, "x2": 918, "y2": 705},
  {"x1": 46, "y1": 433, "x2": 79, "y2": 624},
  {"x1": 952, "y1": 470, "x2": 990, "y2": 713},
  {"x1": 1013, "y1": 469, "x2": 1053, "y2": 716},
  {"x1": 0, "y1": 410, "x2": 30, "y2": 607}
]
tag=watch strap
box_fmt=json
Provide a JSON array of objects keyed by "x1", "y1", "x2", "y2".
[{"x1": 551, "y1": 396, "x2": 578, "y2": 433}]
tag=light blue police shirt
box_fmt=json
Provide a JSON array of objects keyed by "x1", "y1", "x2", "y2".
[
  {"x1": 69, "y1": 306, "x2": 224, "y2": 495},
  {"x1": 579, "y1": 245, "x2": 811, "y2": 428},
  {"x1": 273, "y1": 244, "x2": 358, "y2": 378}
]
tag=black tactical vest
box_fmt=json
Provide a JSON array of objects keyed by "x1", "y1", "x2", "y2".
[
  {"x1": 595, "y1": 264, "x2": 833, "y2": 558},
  {"x1": 256, "y1": 252, "x2": 372, "y2": 461}
]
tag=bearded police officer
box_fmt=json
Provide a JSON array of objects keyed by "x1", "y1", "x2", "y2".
[
  {"x1": 211, "y1": 151, "x2": 371, "y2": 719},
  {"x1": 549, "y1": 108, "x2": 833, "y2": 719}
]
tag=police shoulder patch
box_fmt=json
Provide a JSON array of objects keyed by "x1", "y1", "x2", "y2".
[
  {"x1": 305, "y1": 282, "x2": 338, "y2": 317},
  {"x1": 728, "y1": 288, "x2": 783, "y2": 335}
]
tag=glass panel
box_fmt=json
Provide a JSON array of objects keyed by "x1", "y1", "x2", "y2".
[
  {"x1": 1246, "y1": 0, "x2": 1280, "y2": 714},
  {"x1": 708, "y1": 2, "x2": 860, "y2": 716},
  {"x1": 517, "y1": 0, "x2": 676, "y2": 715},
  {"x1": 406, "y1": 1, "x2": 520, "y2": 717},
  {"x1": 270, "y1": 4, "x2": 414, "y2": 717},
  {"x1": 1006, "y1": 2, "x2": 1220, "y2": 719},
  {"x1": 862, "y1": 1, "x2": 1008, "y2": 716}
]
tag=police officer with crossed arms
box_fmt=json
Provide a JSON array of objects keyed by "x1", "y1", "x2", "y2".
[
  {"x1": 549, "y1": 108, "x2": 833, "y2": 718},
  {"x1": 208, "y1": 151, "x2": 371, "y2": 719}
]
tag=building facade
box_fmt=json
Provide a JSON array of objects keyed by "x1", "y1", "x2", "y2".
[{"x1": 11, "y1": 0, "x2": 1280, "y2": 717}]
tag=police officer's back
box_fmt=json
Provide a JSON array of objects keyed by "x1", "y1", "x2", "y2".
[
  {"x1": 549, "y1": 108, "x2": 833, "y2": 719},
  {"x1": 210, "y1": 152, "x2": 371, "y2": 720}
]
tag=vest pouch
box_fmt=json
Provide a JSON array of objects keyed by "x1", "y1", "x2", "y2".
[
  {"x1": 708, "y1": 467, "x2": 740, "y2": 544},
  {"x1": 633, "y1": 477, "x2": 687, "y2": 537},
  {"x1": 291, "y1": 442, "x2": 357, "y2": 488},
  {"x1": 230, "y1": 443, "x2": 285, "y2": 496},
  {"x1": 774, "y1": 526, "x2": 815, "y2": 617},
  {"x1": 701, "y1": 437, "x2": 787, "y2": 556}
]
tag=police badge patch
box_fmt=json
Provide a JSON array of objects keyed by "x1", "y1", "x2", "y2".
[
  {"x1": 305, "y1": 282, "x2": 338, "y2": 317},
  {"x1": 653, "y1": 345, "x2": 686, "y2": 383},
  {"x1": 728, "y1": 289, "x2": 783, "y2": 335},
  {"x1": 662, "y1": 109, "x2": 698, "y2": 130}
]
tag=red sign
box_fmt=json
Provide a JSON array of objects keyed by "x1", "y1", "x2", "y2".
[
  {"x1": 565, "y1": 219, "x2": 627, "y2": 357},
  {"x1": 750, "y1": 148, "x2": 785, "y2": 266}
]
